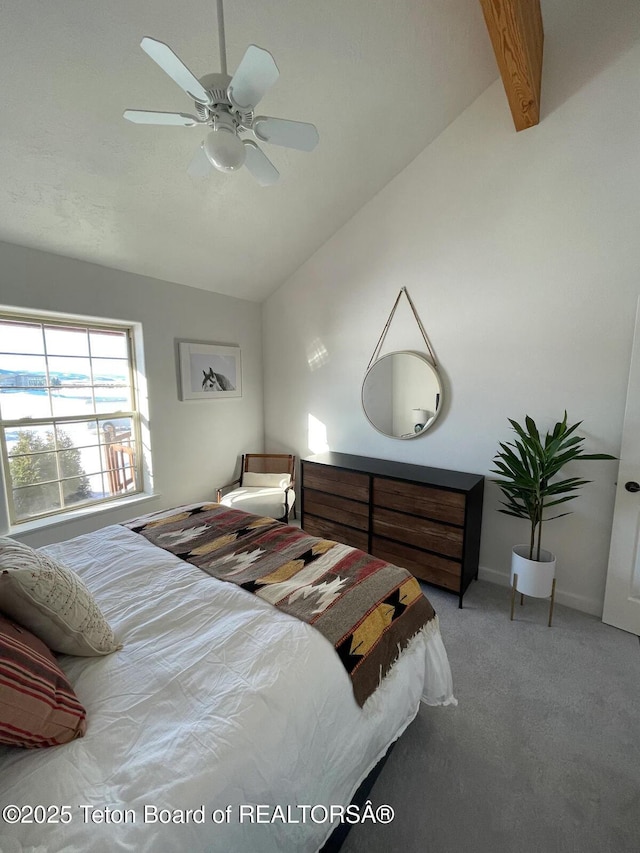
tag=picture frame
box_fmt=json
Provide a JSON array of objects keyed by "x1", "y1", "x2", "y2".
[{"x1": 178, "y1": 342, "x2": 242, "y2": 400}]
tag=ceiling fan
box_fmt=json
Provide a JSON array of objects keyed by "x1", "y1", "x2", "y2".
[{"x1": 123, "y1": 0, "x2": 319, "y2": 186}]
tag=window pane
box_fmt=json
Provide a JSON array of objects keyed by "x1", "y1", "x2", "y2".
[
  {"x1": 105, "y1": 454, "x2": 137, "y2": 495},
  {"x1": 48, "y1": 355, "x2": 92, "y2": 417},
  {"x1": 52, "y1": 435, "x2": 92, "y2": 506},
  {"x1": 55, "y1": 423, "x2": 92, "y2": 453},
  {"x1": 57, "y1": 444, "x2": 91, "y2": 479},
  {"x1": 94, "y1": 387, "x2": 132, "y2": 413},
  {"x1": 0, "y1": 354, "x2": 47, "y2": 387},
  {"x1": 13, "y1": 483, "x2": 61, "y2": 520},
  {"x1": 51, "y1": 390, "x2": 94, "y2": 418},
  {"x1": 48, "y1": 356, "x2": 92, "y2": 385},
  {"x1": 89, "y1": 330, "x2": 128, "y2": 359},
  {"x1": 99, "y1": 417, "x2": 133, "y2": 443},
  {"x1": 61, "y1": 475, "x2": 92, "y2": 507},
  {"x1": 91, "y1": 357, "x2": 130, "y2": 385},
  {"x1": 9, "y1": 450, "x2": 58, "y2": 486},
  {"x1": 82, "y1": 470, "x2": 106, "y2": 499},
  {"x1": 60, "y1": 445, "x2": 102, "y2": 481},
  {"x1": 0, "y1": 387, "x2": 52, "y2": 420},
  {"x1": 57, "y1": 420, "x2": 99, "y2": 448},
  {"x1": 0, "y1": 321, "x2": 44, "y2": 355},
  {"x1": 5, "y1": 426, "x2": 53, "y2": 456},
  {"x1": 44, "y1": 326, "x2": 89, "y2": 357}
]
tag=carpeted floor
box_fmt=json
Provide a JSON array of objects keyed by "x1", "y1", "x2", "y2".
[{"x1": 341, "y1": 579, "x2": 640, "y2": 853}]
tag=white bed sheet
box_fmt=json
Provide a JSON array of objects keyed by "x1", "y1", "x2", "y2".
[{"x1": 0, "y1": 523, "x2": 454, "y2": 853}]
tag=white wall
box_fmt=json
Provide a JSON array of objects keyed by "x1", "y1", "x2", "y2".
[
  {"x1": 0, "y1": 241, "x2": 263, "y2": 547},
  {"x1": 263, "y1": 37, "x2": 640, "y2": 615}
]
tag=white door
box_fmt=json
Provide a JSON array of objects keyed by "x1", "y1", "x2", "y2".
[{"x1": 602, "y1": 299, "x2": 640, "y2": 635}]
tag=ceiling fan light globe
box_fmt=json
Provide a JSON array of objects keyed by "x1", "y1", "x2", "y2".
[{"x1": 203, "y1": 129, "x2": 246, "y2": 172}]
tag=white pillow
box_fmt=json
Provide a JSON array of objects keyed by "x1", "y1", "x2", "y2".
[
  {"x1": 0, "y1": 536, "x2": 121, "y2": 656},
  {"x1": 242, "y1": 472, "x2": 291, "y2": 489}
]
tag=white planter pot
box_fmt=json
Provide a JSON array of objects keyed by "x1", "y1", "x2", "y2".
[{"x1": 510, "y1": 545, "x2": 556, "y2": 598}]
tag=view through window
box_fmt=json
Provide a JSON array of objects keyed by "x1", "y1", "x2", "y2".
[{"x1": 0, "y1": 314, "x2": 141, "y2": 523}]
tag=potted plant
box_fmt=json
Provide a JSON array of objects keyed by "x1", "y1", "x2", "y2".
[{"x1": 491, "y1": 412, "x2": 615, "y2": 609}]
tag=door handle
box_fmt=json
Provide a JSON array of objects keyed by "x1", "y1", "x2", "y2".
[{"x1": 625, "y1": 481, "x2": 640, "y2": 492}]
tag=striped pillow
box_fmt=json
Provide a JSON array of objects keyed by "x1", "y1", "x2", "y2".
[{"x1": 0, "y1": 614, "x2": 87, "y2": 748}]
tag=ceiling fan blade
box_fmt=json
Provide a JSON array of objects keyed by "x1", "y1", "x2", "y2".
[
  {"x1": 140, "y1": 37, "x2": 212, "y2": 105},
  {"x1": 187, "y1": 144, "x2": 213, "y2": 178},
  {"x1": 227, "y1": 45, "x2": 279, "y2": 111},
  {"x1": 123, "y1": 110, "x2": 200, "y2": 127},
  {"x1": 252, "y1": 116, "x2": 319, "y2": 152},
  {"x1": 243, "y1": 140, "x2": 279, "y2": 186}
]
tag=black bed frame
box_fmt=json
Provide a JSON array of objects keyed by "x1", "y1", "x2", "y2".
[{"x1": 320, "y1": 740, "x2": 396, "y2": 852}]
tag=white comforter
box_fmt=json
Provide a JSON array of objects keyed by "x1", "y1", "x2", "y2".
[{"x1": 0, "y1": 523, "x2": 455, "y2": 853}]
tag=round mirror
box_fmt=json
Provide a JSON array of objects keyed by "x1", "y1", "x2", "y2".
[{"x1": 361, "y1": 351, "x2": 443, "y2": 439}]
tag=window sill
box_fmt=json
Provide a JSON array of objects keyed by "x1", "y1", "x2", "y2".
[{"x1": 8, "y1": 492, "x2": 162, "y2": 537}]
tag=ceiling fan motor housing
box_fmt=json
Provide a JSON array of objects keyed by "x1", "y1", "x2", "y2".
[
  {"x1": 195, "y1": 73, "x2": 253, "y2": 131},
  {"x1": 199, "y1": 72, "x2": 231, "y2": 104}
]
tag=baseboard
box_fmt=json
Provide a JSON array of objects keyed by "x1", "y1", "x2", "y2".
[{"x1": 477, "y1": 565, "x2": 603, "y2": 618}]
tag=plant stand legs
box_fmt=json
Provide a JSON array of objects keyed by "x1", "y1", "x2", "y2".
[
  {"x1": 548, "y1": 578, "x2": 556, "y2": 627},
  {"x1": 510, "y1": 573, "x2": 518, "y2": 621},
  {"x1": 510, "y1": 572, "x2": 557, "y2": 627}
]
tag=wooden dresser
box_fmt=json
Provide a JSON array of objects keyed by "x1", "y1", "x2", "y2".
[{"x1": 301, "y1": 452, "x2": 484, "y2": 607}]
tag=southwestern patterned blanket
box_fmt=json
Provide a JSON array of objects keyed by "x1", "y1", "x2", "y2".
[{"x1": 123, "y1": 503, "x2": 436, "y2": 706}]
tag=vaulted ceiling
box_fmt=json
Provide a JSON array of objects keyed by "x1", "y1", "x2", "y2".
[{"x1": 0, "y1": 1, "x2": 634, "y2": 302}]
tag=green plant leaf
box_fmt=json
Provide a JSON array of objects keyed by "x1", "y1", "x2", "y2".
[
  {"x1": 498, "y1": 508, "x2": 532, "y2": 519},
  {"x1": 544, "y1": 481, "x2": 590, "y2": 496},
  {"x1": 524, "y1": 415, "x2": 539, "y2": 439},
  {"x1": 495, "y1": 448, "x2": 531, "y2": 481},
  {"x1": 546, "y1": 447, "x2": 592, "y2": 471},
  {"x1": 577, "y1": 452, "x2": 617, "y2": 460},
  {"x1": 544, "y1": 495, "x2": 581, "y2": 508},
  {"x1": 513, "y1": 439, "x2": 538, "y2": 476},
  {"x1": 554, "y1": 435, "x2": 584, "y2": 454}
]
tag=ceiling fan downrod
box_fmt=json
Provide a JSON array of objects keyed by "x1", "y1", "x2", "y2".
[{"x1": 216, "y1": 0, "x2": 227, "y2": 77}]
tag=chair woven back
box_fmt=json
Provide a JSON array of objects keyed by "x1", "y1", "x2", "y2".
[{"x1": 242, "y1": 453, "x2": 295, "y2": 484}]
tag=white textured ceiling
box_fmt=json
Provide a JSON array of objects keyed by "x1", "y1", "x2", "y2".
[{"x1": 0, "y1": 0, "x2": 499, "y2": 301}]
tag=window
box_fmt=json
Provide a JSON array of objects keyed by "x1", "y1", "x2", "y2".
[{"x1": 0, "y1": 312, "x2": 142, "y2": 524}]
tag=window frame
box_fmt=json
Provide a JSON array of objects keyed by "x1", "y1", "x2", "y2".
[{"x1": 0, "y1": 310, "x2": 143, "y2": 526}]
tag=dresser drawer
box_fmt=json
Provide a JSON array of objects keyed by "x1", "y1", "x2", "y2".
[
  {"x1": 303, "y1": 488, "x2": 369, "y2": 531},
  {"x1": 372, "y1": 507, "x2": 463, "y2": 560},
  {"x1": 371, "y1": 536, "x2": 461, "y2": 591},
  {"x1": 373, "y1": 477, "x2": 465, "y2": 525},
  {"x1": 303, "y1": 515, "x2": 369, "y2": 552},
  {"x1": 303, "y1": 463, "x2": 370, "y2": 502}
]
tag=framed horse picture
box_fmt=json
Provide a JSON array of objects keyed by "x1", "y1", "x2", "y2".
[{"x1": 178, "y1": 342, "x2": 242, "y2": 400}]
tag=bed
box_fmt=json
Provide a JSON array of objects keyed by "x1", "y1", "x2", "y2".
[{"x1": 0, "y1": 503, "x2": 455, "y2": 853}]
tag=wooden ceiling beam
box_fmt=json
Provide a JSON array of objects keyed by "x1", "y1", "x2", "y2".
[{"x1": 479, "y1": 0, "x2": 544, "y2": 131}]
